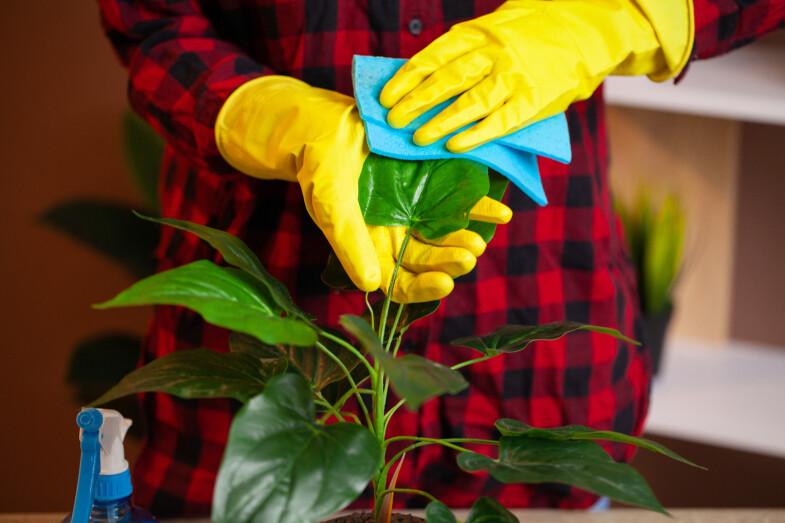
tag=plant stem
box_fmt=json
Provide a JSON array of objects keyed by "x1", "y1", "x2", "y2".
[
  {"x1": 451, "y1": 353, "x2": 496, "y2": 370},
  {"x1": 383, "y1": 399, "x2": 406, "y2": 425},
  {"x1": 365, "y1": 291, "x2": 375, "y2": 330},
  {"x1": 380, "y1": 438, "x2": 499, "y2": 484},
  {"x1": 384, "y1": 436, "x2": 499, "y2": 448},
  {"x1": 314, "y1": 394, "x2": 345, "y2": 422},
  {"x1": 314, "y1": 341, "x2": 374, "y2": 430},
  {"x1": 318, "y1": 330, "x2": 377, "y2": 377},
  {"x1": 385, "y1": 304, "x2": 405, "y2": 352},
  {"x1": 372, "y1": 230, "x2": 413, "y2": 510},
  {"x1": 376, "y1": 488, "x2": 438, "y2": 504}
]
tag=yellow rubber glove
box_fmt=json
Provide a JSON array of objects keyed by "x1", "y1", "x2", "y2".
[
  {"x1": 381, "y1": 0, "x2": 694, "y2": 152},
  {"x1": 215, "y1": 76, "x2": 511, "y2": 303}
]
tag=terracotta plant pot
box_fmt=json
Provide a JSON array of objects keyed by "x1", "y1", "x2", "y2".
[
  {"x1": 641, "y1": 306, "x2": 673, "y2": 376},
  {"x1": 325, "y1": 512, "x2": 425, "y2": 523}
]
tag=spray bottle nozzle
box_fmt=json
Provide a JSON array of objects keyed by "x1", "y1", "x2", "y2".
[
  {"x1": 69, "y1": 408, "x2": 134, "y2": 523},
  {"x1": 76, "y1": 410, "x2": 103, "y2": 432}
]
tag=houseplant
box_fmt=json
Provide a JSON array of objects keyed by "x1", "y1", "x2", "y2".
[
  {"x1": 92, "y1": 155, "x2": 701, "y2": 522},
  {"x1": 615, "y1": 188, "x2": 686, "y2": 375}
]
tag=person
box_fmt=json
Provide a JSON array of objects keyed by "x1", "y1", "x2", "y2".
[{"x1": 98, "y1": 0, "x2": 785, "y2": 516}]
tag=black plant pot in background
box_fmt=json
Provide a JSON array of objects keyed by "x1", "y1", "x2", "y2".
[{"x1": 641, "y1": 307, "x2": 674, "y2": 376}]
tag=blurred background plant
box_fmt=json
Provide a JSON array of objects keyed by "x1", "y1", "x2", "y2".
[
  {"x1": 616, "y1": 186, "x2": 687, "y2": 375},
  {"x1": 40, "y1": 111, "x2": 163, "y2": 436}
]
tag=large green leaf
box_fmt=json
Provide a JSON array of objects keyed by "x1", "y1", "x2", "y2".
[
  {"x1": 95, "y1": 260, "x2": 317, "y2": 346},
  {"x1": 340, "y1": 315, "x2": 467, "y2": 409},
  {"x1": 457, "y1": 437, "x2": 666, "y2": 514},
  {"x1": 90, "y1": 348, "x2": 284, "y2": 405},
  {"x1": 122, "y1": 111, "x2": 163, "y2": 212},
  {"x1": 425, "y1": 497, "x2": 518, "y2": 523},
  {"x1": 467, "y1": 171, "x2": 509, "y2": 243},
  {"x1": 495, "y1": 419, "x2": 704, "y2": 469},
  {"x1": 358, "y1": 155, "x2": 489, "y2": 240},
  {"x1": 136, "y1": 214, "x2": 305, "y2": 318},
  {"x1": 212, "y1": 374, "x2": 381, "y2": 523},
  {"x1": 451, "y1": 322, "x2": 638, "y2": 356},
  {"x1": 466, "y1": 497, "x2": 518, "y2": 523},
  {"x1": 424, "y1": 501, "x2": 456, "y2": 523},
  {"x1": 229, "y1": 332, "x2": 360, "y2": 392},
  {"x1": 41, "y1": 200, "x2": 159, "y2": 277}
]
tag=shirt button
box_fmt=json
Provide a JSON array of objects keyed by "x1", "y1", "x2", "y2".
[{"x1": 408, "y1": 17, "x2": 423, "y2": 36}]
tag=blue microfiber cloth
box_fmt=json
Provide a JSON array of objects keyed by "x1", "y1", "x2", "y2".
[{"x1": 352, "y1": 55, "x2": 572, "y2": 206}]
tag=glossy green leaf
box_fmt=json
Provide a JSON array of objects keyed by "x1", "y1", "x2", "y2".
[
  {"x1": 495, "y1": 419, "x2": 704, "y2": 469},
  {"x1": 451, "y1": 322, "x2": 638, "y2": 356},
  {"x1": 457, "y1": 437, "x2": 666, "y2": 514},
  {"x1": 358, "y1": 155, "x2": 489, "y2": 240},
  {"x1": 122, "y1": 111, "x2": 163, "y2": 212},
  {"x1": 365, "y1": 300, "x2": 441, "y2": 332},
  {"x1": 466, "y1": 497, "x2": 518, "y2": 523},
  {"x1": 424, "y1": 501, "x2": 456, "y2": 523},
  {"x1": 467, "y1": 171, "x2": 509, "y2": 243},
  {"x1": 212, "y1": 374, "x2": 381, "y2": 523},
  {"x1": 136, "y1": 213, "x2": 305, "y2": 318},
  {"x1": 228, "y1": 332, "x2": 287, "y2": 361},
  {"x1": 41, "y1": 200, "x2": 159, "y2": 277},
  {"x1": 95, "y1": 260, "x2": 317, "y2": 346},
  {"x1": 340, "y1": 315, "x2": 467, "y2": 409},
  {"x1": 90, "y1": 348, "x2": 284, "y2": 405}
]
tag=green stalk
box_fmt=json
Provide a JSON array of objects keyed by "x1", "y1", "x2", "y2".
[
  {"x1": 318, "y1": 330, "x2": 377, "y2": 377},
  {"x1": 314, "y1": 341, "x2": 374, "y2": 430},
  {"x1": 373, "y1": 231, "x2": 412, "y2": 510},
  {"x1": 451, "y1": 353, "x2": 496, "y2": 370}
]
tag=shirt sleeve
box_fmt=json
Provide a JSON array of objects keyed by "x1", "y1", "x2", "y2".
[
  {"x1": 692, "y1": 0, "x2": 785, "y2": 59},
  {"x1": 98, "y1": 0, "x2": 274, "y2": 169}
]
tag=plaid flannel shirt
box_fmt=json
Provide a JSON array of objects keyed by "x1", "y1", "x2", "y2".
[{"x1": 98, "y1": 0, "x2": 785, "y2": 516}]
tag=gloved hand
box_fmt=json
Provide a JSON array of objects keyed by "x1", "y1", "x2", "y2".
[
  {"x1": 215, "y1": 76, "x2": 511, "y2": 303},
  {"x1": 381, "y1": 0, "x2": 694, "y2": 152}
]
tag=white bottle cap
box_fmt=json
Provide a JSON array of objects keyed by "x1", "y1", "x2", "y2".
[{"x1": 80, "y1": 408, "x2": 132, "y2": 475}]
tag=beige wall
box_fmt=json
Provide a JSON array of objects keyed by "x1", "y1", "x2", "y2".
[
  {"x1": 608, "y1": 107, "x2": 741, "y2": 342},
  {"x1": 608, "y1": 109, "x2": 785, "y2": 348},
  {"x1": 0, "y1": 2, "x2": 146, "y2": 512}
]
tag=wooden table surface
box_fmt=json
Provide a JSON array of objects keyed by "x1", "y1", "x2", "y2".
[{"x1": 3, "y1": 510, "x2": 784, "y2": 522}]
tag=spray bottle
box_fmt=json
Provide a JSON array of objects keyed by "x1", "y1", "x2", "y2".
[{"x1": 63, "y1": 408, "x2": 157, "y2": 523}]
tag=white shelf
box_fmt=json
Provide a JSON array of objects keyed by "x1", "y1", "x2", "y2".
[
  {"x1": 646, "y1": 338, "x2": 785, "y2": 457},
  {"x1": 605, "y1": 44, "x2": 785, "y2": 125}
]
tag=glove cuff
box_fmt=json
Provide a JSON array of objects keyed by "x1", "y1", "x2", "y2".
[{"x1": 635, "y1": 0, "x2": 695, "y2": 81}]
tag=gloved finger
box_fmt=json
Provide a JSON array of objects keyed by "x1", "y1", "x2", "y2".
[
  {"x1": 424, "y1": 229, "x2": 486, "y2": 257},
  {"x1": 399, "y1": 235, "x2": 478, "y2": 278},
  {"x1": 386, "y1": 51, "x2": 494, "y2": 130},
  {"x1": 469, "y1": 196, "x2": 512, "y2": 225},
  {"x1": 309, "y1": 183, "x2": 382, "y2": 293},
  {"x1": 412, "y1": 75, "x2": 511, "y2": 146},
  {"x1": 373, "y1": 226, "x2": 477, "y2": 278},
  {"x1": 386, "y1": 265, "x2": 456, "y2": 304},
  {"x1": 445, "y1": 94, "x2": 537, "y2": 153},
  {"x1": 380, "y1": 30, "x2": 484, "y2": 108}
]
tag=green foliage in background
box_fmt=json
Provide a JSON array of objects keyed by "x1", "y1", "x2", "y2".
[
  {"x1": 91, "y1": 154, "x2": 702, "y2": 522},
  {"x1": 616, "y1": 187, "x2": 686, "y2": 316},
  {"x1": 43, "y1": 111, "x2": 164, "y2": 428}
]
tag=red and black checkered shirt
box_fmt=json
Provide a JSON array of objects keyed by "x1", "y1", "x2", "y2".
[{"x1": 98, "y1": 0, "x2": 784, "y2": 516}]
